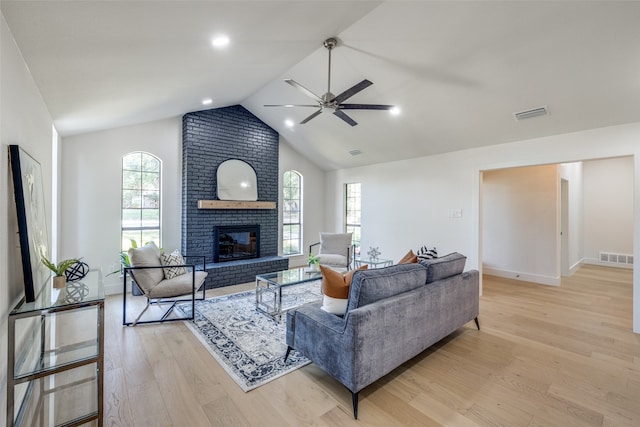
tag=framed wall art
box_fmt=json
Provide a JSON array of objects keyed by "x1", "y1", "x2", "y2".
[{"x1": 9, "y1": 145, "x2": 50, "y2": 302}]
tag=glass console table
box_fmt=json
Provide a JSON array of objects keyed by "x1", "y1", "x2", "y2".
[{"x1": 7, "y1": 269, "x2": 104, "y2": 427}]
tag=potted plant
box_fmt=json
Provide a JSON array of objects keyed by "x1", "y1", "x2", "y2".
[
  {"x1": 308, "y1": 253, "x2": 321, "y2": 271},
  {"x1": 41, "y1": 255, "x2": 80, "y2": 288}
]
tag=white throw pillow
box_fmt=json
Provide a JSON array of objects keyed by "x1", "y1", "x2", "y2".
[
  {"x1": 321, "y1": 295, "x2": 349, "y2": 316},
  {"x1": 160, "y1": 250, "x2": 188, "y2": 279}
]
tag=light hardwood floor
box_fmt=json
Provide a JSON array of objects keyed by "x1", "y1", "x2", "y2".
[{"x1": 102, "y1": 265, "x2": 639, "y2": 426}]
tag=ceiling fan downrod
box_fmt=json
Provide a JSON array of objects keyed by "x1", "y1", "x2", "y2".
[{"x1": 323, "y1": 37, "x2": 337, "y2": 97}]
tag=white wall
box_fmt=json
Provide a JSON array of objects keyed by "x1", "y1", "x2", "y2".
[
  {"x1": 1, "y1": 12, "x2": 55, "y2": 424},
  {"x1": 61, "y1": 117, "x2": 183, "y2": 294},
  {"x1": 482, "y1": 165, "x2": 559, "y2": 285},
  {"x1": 278, "y1": 139, "x2": 325, "y2": 267},
  {"x1": 583, "y1": 156, "x2": 634, "y2": 263},
  {"x1": 559, "y1": 161, "x2": 584, "y2": 273},
  {"x1": 326, "y1": 122, "x2": 640, "y2": 333}
]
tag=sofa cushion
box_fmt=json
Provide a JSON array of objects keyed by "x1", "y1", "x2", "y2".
[
  {"x1": 147, "y1": 270, "x2": 208, "y2": 299},
  {"x1": 128, "y1": 242, "x2": 164, "y2": 292},
  {"x1": 160, "y1": 249, "x2": 188, "y2": 279},
  {"x1": 320, "y1": 265, "x2": 367, "y2": 315},
  {"x1": 317, "y1": 253, "x2": 348, "y2": 267},
  {"x1": 346, "y1": 263, "x2": 427, "y2": 312},
  {"x1": 419, "y1": 252, "x2": 466, "y2": 283},
  {"x1": 397, "y1": 249, "x2": 418, "y2": 264}
]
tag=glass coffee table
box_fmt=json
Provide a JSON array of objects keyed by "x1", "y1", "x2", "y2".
[{"x1": 255, "y1": 267, "x2": 323, "y2": 321}]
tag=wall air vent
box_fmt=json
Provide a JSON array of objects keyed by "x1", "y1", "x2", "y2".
[
  {"x1": 598, "y1": 251, "x2": 634, "y2": 265},
  {"x1": 349, "y1": 149, "x2": 363, "y2": 156},
  {"x1": 513, "y1": 106, "x2": 548, "y2": 121}
]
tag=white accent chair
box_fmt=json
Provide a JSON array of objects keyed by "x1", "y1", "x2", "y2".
[
  {"x1": 122, "y1": 242, "x2": 208, "y2": 326},
  {"x1": 309, "y1": 232, "x2": 354, "y2": 270}
]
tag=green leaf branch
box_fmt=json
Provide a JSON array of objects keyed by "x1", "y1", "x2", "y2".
[{"x1": 41, "y1": 256, "x2": 80, "y2": 277}]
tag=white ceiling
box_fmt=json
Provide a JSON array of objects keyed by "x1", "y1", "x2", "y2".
[{"x1": 3, "y1": 1, "x2": 640, "y2": 170}]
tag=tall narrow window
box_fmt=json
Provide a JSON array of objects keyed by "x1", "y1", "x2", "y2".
[
  {"x1": 283, "y1": 170, "x2": 302, "y2": 256},
  {"x1": 121, "y1": 152, "x2": 161, "y2": 251},
  {"x1": 345, "y1": 182, "x2": 361, "y2": 256}
]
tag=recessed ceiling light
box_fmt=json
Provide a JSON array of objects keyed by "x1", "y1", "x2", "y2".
[
  {"x1": 211, "y1": 35, "x2": 230, "y2": 48},
  {"x1": 284, "y1": 119, "x2": 294, "y2": 128},
  {"x1": 202, "y1": 98, "x2": 213, "y2": 105},
  {"x1": 390, "y1": 107, "x2": 401, "y2": 116}
]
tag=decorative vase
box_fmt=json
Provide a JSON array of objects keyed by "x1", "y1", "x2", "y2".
[
  {"x1": 53, "y1": 275, "x2": 66, "y2": 289},
  {"x1": 309, "y1": 263, "x2": 318, "y2": 272}
]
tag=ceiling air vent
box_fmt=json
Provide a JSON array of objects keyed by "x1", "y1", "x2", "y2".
[
  {"x1": 513, "y1": 106, "x2": 548, "y2": 121},
  {"x1": 349, "y1": 149, "x2": 363, "y2": 156}
]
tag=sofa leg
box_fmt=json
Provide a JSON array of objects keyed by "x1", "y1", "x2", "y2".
[
  {"x1": 284, "y1": 346, "x2": 293, "y2": 363},
  {"x1": 351, "y1": 391, "x2": 359, "y2": 419},
  {"x1": 474, "y1": 317, "x2": 480, "y2": 330}
]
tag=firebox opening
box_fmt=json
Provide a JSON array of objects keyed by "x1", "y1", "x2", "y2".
[{"x1": 213, "y1": 225, "x2": 260, "y2": 263}]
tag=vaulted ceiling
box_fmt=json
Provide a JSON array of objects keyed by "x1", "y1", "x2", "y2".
[{"x1": 3, "y1": 1, "x2": 640, "y2": 170}]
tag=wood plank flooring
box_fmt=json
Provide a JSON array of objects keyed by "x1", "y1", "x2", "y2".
[{"x1": 100, "y1": 265, "x2": 639, "y2": 426}]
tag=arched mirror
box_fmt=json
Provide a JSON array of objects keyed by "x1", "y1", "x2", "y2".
[{"x1": 216, "y1": 159, "x2": 258, "y2": 201}]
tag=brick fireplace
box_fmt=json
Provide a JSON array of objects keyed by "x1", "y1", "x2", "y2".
[{"x1": 181, "y1": 105, "x2": 288, "y2": 288}]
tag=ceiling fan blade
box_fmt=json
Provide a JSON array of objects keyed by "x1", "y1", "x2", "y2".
[
  {"x1": 331, "y1": 79, "x2": 373, "y2": 104},
  {"x1": 264, "y1": 104, "x2": 319, "y2": 108},
  {"x1": 333, "y1": 109, "x2": 358, "y2": 126},
  {"x1": 338, "y1": 104, "x2": 395, "y2": 110},
  {"x1": 285, "y1": 79, "x2": 323, "y2": 103},
  {"x1": 300, "y1": 109, "x2": 323, "y2": 124}
]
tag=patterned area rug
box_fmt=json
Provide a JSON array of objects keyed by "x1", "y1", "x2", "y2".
[{"x1": 178, "y1": 280, "x2": 322, "y2": 391}]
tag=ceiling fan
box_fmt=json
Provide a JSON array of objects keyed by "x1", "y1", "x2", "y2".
[{"x1": 264, "y1": 37, "x2": 394, "y2": 126}]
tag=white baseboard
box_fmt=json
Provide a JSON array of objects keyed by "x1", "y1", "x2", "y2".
[
  {"x1": 568, "y1": 259, "x2": 584, "y2": 276},
  {"x1": 483, "y1": 266, "x2": 560, "y2": 286},
  {"x1": 582, "y1": 257, "x2": 633, "y2": 269}
]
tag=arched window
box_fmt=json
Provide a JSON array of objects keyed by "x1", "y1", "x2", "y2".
[
  {"x1": 121, "y1": 152, "x2": 161, "y2": 251},
  {"x1": 283, "y1": 170, "x2": 302, "y2": 256}
]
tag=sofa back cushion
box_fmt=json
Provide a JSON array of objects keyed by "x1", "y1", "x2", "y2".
[
  {"x1": 419, "y1": 252, "x2": 466, "y2": 283},
  {"x1": 319, "y1": 232, "x2": 352, "y2": 258},
  {"x1": 128, "y1": 242, "x2": 164, "y2": 292},
  {"x1": 347, "y1": 263, "x2": 427, "y2": 312}
]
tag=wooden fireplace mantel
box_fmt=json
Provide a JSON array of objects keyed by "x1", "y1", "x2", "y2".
[{"x1": 197, "y1": 200, "x2": 276, "y2": 210}]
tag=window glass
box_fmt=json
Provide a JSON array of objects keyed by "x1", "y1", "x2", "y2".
[
  {"x1": 283, "y1": 170, "x2": 302, "y2": 256},
  {"x1": 121, "y1": 152, "x2": 161, "y2": 251},
  {"x1": 345, "y1": 183, "x2": 361, "y2": 256}
]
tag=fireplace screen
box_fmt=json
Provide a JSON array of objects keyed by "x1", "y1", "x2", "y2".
[{"x1": 214, "y1": 225, "x2": 260, "y2": 262}]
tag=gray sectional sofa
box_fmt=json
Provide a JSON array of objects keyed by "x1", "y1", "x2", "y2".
[{"x1": 284, "y1": 253, "x2": 480, "y2": 419}]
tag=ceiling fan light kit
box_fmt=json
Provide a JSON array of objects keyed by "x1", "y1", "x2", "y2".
[{"x1": 265, "y1": 37, "x2": 395, "y2": 126}]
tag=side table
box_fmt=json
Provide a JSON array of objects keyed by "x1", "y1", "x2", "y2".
[{"x1": 353, "y1": 258, "x2": 393, "y2": 269}]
